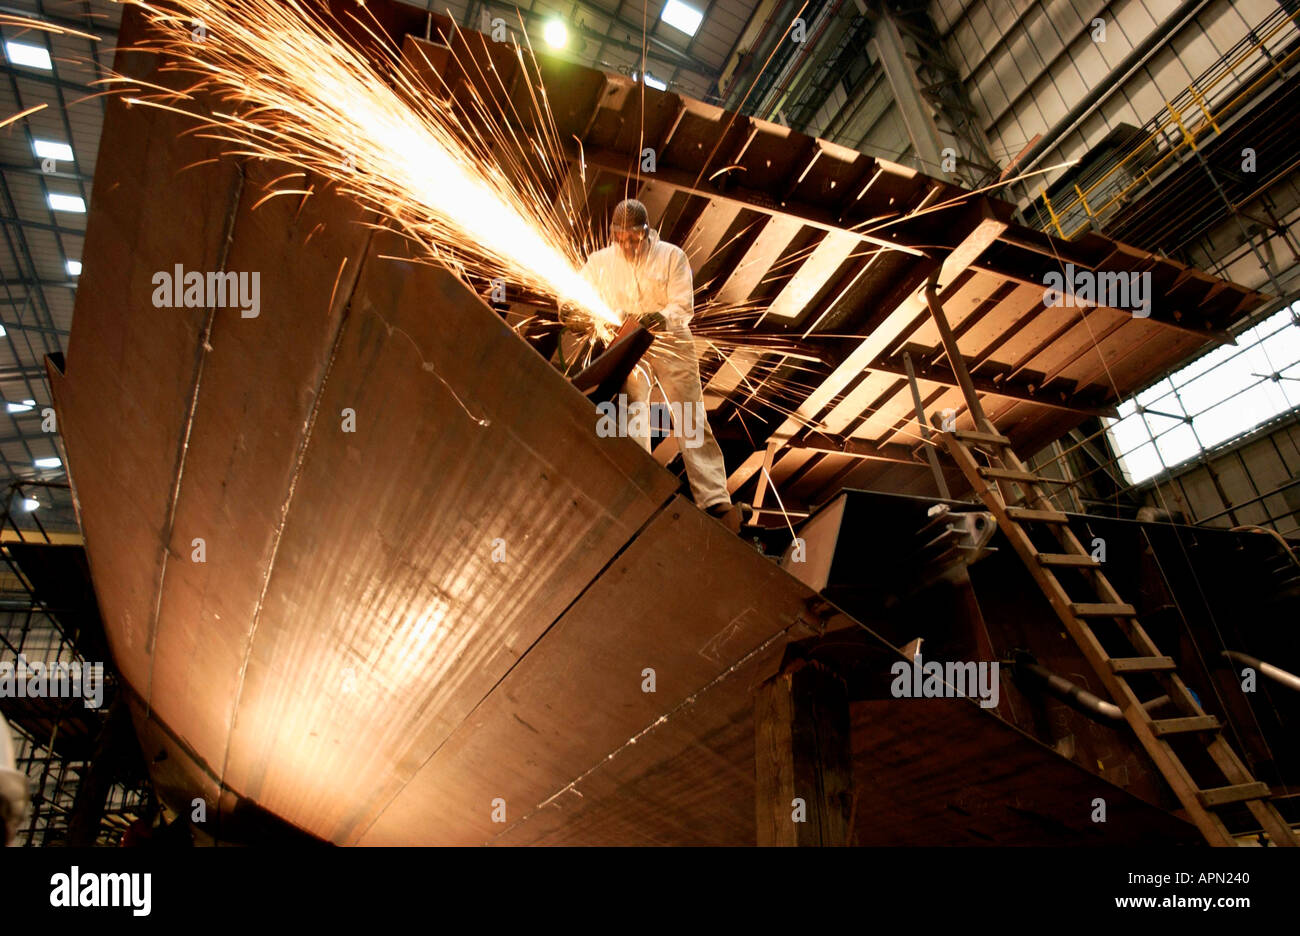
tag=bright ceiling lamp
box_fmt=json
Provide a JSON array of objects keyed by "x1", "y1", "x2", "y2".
[
  {"x1": 543, "y1": 19, "x2": 567, "y2": 49},
  {"x1": 661, "y1": 0, "x2": 703, "y2": 37},
  {"x1": 47, "y1": 193, "x2": 85, "y2": 213},
  {"x1": 5, "y1": 41, "x2": 51, "y2": 70},
  {"x1": 640, "y1": 72, "x2": 667, "y2": 91},
  {"x1": 34, "y1": 457, "x2": 61, "y2": 469},
  {"x1": 33, "y1": 139, "x2": 74, "y2": 162},
  {"x1": 66, "y1": 259, "x2": 82, "y2": 275}
]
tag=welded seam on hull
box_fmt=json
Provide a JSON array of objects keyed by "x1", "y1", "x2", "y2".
[
  {"x1": 495, "y1": 619, "x2": 801, "y2": 844},
  {"x1": 144, "y1": 166, "x2": 245, "y2": 714},
  {"x1": 350, "y1": 488, "x2": 681, "y2": 845},
  {"x1": 212, "y1": 227, "x2": 376, "y2": 838}
]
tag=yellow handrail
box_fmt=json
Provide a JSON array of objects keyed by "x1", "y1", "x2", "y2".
[{"x1": 1036, "y1": 8, "x2": 1300, "y2": 239}]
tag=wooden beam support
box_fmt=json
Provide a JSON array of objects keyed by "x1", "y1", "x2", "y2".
[
  {"x1": 867, "y1": 356, "x2": 1119, "y2": 419},
  {"x1": 969, "y1": 258, "x2": 1236, "y2": 347},
  {"x1": 936, "y1": 203, "x2": 1009, "y2": 289},
  {"x1": 797, "y1": 432, "x2": 925, "y2": 464},
  {"x1": 903, "y1": 350, "x2": 951, "y2": 498},
  {"x1": 727, "y1": 260, "x2": 940, "y2": 492},
  {"x1": 925, "y1": 275, "x2": 991, "y2": 429},
  {"x1": 755, "y1": 660, "x2": 852, "y2": 846},
  {"x1": 576, "y1": 144, "x2": 926, "y2": 257}
]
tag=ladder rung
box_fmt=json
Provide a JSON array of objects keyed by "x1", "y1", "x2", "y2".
[
  {"x1": 1071, "y1": 602, "x2": 1138, "y2": 617},
  {"x1": 1150, "y1": 715, "x2": 1221, "y2": 737},
  {"x1": 1038, "y1": 553, "x2": 1100, "y2": 568},
  {"x1": 979, "y1": 467, "x2": 1041, "y2": 483},
  {"x1": 1197, "y1": 782, "x2": 1271, "y2": 808},
  {"x1": 952, "y1": 429, "x2": 1011, "y2": 446},
  {"x1": 1109, "y1": 656, "x2": 1177, "y2": 673},
  {"x1": 1005, "y1": 506, "x2": 1069, "y2": 523}
]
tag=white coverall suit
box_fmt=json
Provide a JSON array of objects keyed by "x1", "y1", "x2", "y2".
[{"x1": 580, "y1": 230, "x2": 732, "y2": 510}]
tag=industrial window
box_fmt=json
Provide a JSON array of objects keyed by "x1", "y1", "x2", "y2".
[
  {"x1": 1106, "y1": 305, "x2": 1300, "y2": 485},
  {"x1": 660, "y1": 0, "x2": 704, "y2": 37}
]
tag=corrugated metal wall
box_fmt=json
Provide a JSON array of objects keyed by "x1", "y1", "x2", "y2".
[
  {"x1": 928, "y1": 0, "x2": 1288, "y2": 193},
  {"x1": 1142, "y1": 415, "x2": 1300, "y2": 535}
]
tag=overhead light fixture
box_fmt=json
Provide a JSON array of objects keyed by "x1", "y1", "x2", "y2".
[
  {"x1": 66, "y1": 259, "x2": 82, "y2": 276},
  {"x1": 642, "y1": 72, "x2": 667, "y2": 91},
  {"x1": 33, "y1": 139, "x2": 73, "y2": 162},
  {"x1": 21, "y1": 498, "x2": 39, "y2": 512},
  {"x1": 5, "y1": 41, "x2": 52, "y2": 71},
  {"x1": 34, "y1": 457, "x2": 61, "y2": 469},
  {"x1": 661, "y1": 0, "x2": 703, "y2": 37},
  {"x1": 6, "y1": 400, "x2": 34, "y2": 413},
  {"x1": 543, "y1": 19, "x2": 567, "y2": 49},
  {"x1": 47, "y1": 193, "x2": 85, "y2": 213}
]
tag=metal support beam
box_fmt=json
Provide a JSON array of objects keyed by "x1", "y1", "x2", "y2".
[
  {"x1": 0, "y1": 278, "x2": 77, "y2": 289},
  {"x1": 0, "y1": 163, "x2": 94, "y2": 183},
  {"x1": 0, "y1": 63, "x2": 99, "y2": 95},
  {"x1": 0, "y1": 216, "x2": 86, "y2": 238},
  {"x1": 868, "y1": 9, "x2": 944, "y2": 174},
  {"x1": 0, "y1": 319, "x2": 69, "y2": 336}
]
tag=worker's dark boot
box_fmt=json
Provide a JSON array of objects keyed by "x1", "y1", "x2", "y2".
[{"x1": 706, "y1": 502, "x2": 752, "y2": 535}]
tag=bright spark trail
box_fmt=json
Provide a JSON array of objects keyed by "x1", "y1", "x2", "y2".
[
  {"x1": 117, "y1": 0, "x2": 619, "y2": 328},
  {"x1": 105, "y1": 0, "x2": 1071, "y2": 471}
]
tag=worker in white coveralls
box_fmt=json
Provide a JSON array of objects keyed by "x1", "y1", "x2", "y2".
[{"x1": 576, "y1": 199, "x2": 750, "y2": 534}]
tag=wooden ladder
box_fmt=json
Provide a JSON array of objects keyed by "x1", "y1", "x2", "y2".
[{"x1": 940, "y1": 420, "x2": 1297, "y2": 847}]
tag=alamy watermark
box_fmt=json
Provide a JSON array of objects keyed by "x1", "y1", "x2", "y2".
[
  {"x1": 152, "y1": 264, "x2": 261, "y2": 318},
  {"x1": 890, "y1": 652, "x2": 1000, "y2": 709},
  {"x1": 1043, "y1": 263, "x2": 1150, "y2": 318},
  {"x1": 596, "y1": 394, "x2": 704, "y2": 449},
  {"x1": 50, "y1": 867, "x2": 150, "y2": 916},
  {"x1": 0, "y1": 654, "x2": 104, "y2": 709}
]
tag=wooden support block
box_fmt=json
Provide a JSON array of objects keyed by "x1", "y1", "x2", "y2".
[
  {"x1": 979, "y1": 467, "x2": 1042, "y2": 483},
  {"x1": 1006, "y1": 506, "x2": 1069, "y2": 523},
  {"x1": 1071, "y1": 602, "x2": 1138, "y2": 617},
  {"x1": 1109, "y1": 656, "x2": 1177, "y2": 673},
  {"x1": 1197, "y1": 782, "x2": 1272, "y2": 808},
  {"x1": 1150, "y1": 716, "x2": 1221, "y2": 737},
  {"x1": 754, "y1": 660, "x2": 853, "y2": 846},
  {"x1": 1038, "y1": 553, "x2": 1100, "y2": 568},
  {"x1": 951, "y1": 429, "x2": 1010, "y2": 446}
]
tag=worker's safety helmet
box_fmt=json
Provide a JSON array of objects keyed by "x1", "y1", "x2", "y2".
[{"x1": 610, "y1": 199, "x2": 649, "y2": 245}]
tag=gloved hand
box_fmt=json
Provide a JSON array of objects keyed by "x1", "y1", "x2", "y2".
[
  {"x1": 557, "y1": 301, "x2": 581, "y2": 328},
  {"x1": 639, "y1": 311, "x2": 667, "y2": 331}
]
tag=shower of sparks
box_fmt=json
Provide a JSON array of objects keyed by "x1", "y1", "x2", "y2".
[
  {"x1": 102, "y1": 0, "x2": 1083, "y2": 522},
  {"x1": 115, "y1": 0, "x2": 619, "y2": 330}
]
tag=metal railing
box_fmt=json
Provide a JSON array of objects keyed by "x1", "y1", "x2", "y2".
[{"x1": 1031, "y1": 6, "x2": 1300, "y2": 239}]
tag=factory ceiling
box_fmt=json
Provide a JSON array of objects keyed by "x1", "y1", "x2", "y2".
[{"x1": 0, "y1": 0, "x2": 119, "y2": 529}]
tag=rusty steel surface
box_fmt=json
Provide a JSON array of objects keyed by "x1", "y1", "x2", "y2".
[
  {"x1": 848, "y1": 698, "x2": 1200, "y2": 846},
  {"x1": 54, "y1": 9, "x2": 698, "y2": 844},
  {"x1": 49, "y1": 3, "x2": 1274, "y2": 845},
  {"x1": 360, "y1": 496, "x2": 815, "y2": 845}
]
